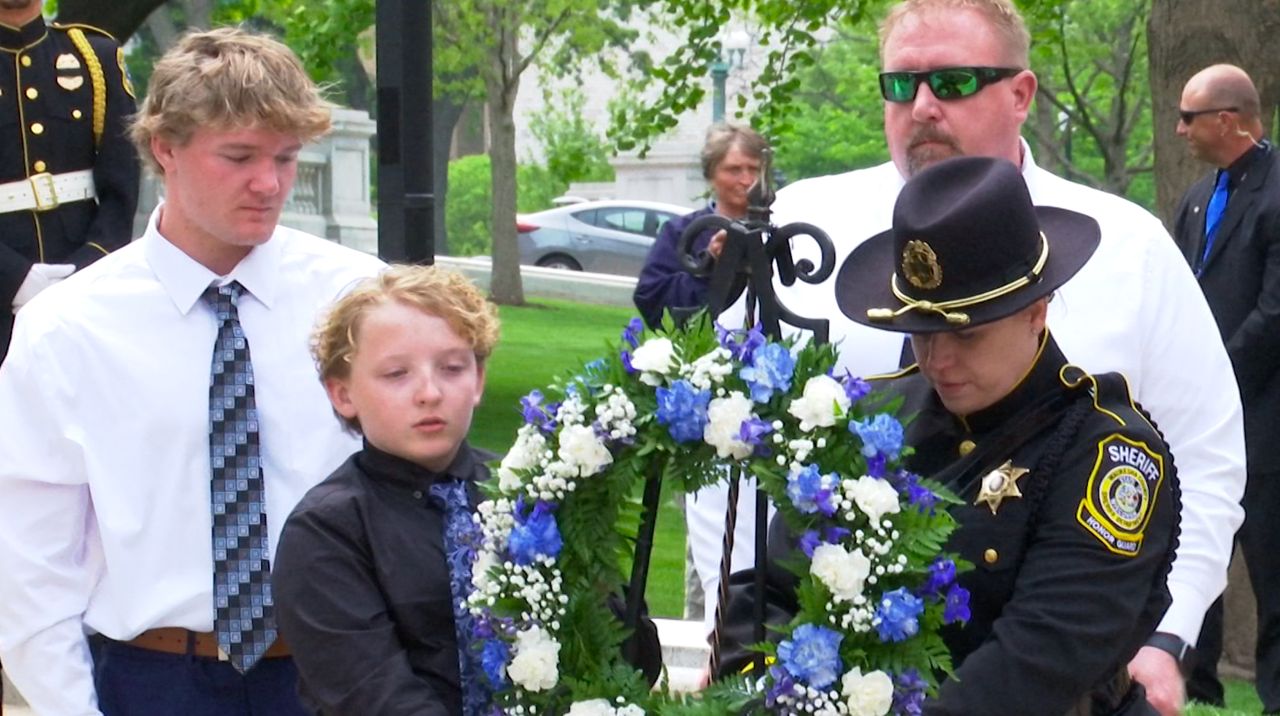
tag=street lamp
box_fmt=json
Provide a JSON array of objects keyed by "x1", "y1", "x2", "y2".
[{"x1": 711, "y1": 30, "x2": 749, "y2": 124}]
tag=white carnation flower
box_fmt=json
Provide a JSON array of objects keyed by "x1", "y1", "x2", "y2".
[
  {"x1": 630, "y1": 337, "x2": 676, "y2": 376},
  {"x1": 507, "y1": 625, "x2": 560, "y2": 692},
  {"x1": 566, "y1": 699, "x2": 615, "y2": 716},
  {"x1": 787, "y1": 374, "x2": 852, "y2": 431},
  {"x1": 703, "y1": 391, "x2": 755, "y2": 459},
  {"x1": 811, "y1": 542, "x2": 871, "y2": 603},
  {"x1": 616, "y1": 706, "x2": 646, "y2": 716},
  {"x1": 557, "y1": 424, "x2": 613, "y2": 477},
  {"x1": 850, "y1": 475, "x2": 901, "y2": 525},
  {"x1": 842, "y1": 667, "x2": 894, "y2": 716},
  {"x1": 471, "y1": 549, "x2": 497, "y2": 592}
]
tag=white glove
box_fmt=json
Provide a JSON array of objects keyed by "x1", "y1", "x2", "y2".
[{"x1": 13, "y1": 263, "x2": 75, "y2": 312}]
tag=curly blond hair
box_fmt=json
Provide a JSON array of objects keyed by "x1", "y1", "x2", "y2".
[{"x1": 311, "y1": 265, "x2": 500, "y2": 431}]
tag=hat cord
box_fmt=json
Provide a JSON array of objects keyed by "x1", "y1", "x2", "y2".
[{"x1": 867, "y1": 232, "x2": 1049, "y2": 326}]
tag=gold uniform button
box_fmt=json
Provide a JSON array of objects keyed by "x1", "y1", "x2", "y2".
[
  {"x1": 20, "y1": 55, "x2": 31, "y2": 67},
  {"x1": 72, "y1": 109, "x2": 82, "y2": 119},
  {"x1": 25, "y1": 87, "x2": 36, "y2": 100},
  {"x1": 32, "y1": 160, "x2": 45, "y2": 172},
  {"x1": 30, "y1": 122, "x2": 43, "y2": 135},
  {"x1": 959, "y1": 439, "x2": 976, "y2": 456},
  {"x1": 983, "y1": 548, "x2": 999, "y2": 564}
]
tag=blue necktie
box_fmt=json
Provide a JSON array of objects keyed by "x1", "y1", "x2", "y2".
[
  {"x1": 1199, "y1": 170, "x2": 1231, "y2": 273},
  {"x1": 430, "y1": 479, "x2": 485, "y2": 712},
  {"x1": 206, "y1": 281, "x2": 276, "y2": 672}
]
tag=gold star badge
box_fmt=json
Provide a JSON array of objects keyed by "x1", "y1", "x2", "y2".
[{"x1": 975, "y1": 460, "x2": 1030, "y2": 515}]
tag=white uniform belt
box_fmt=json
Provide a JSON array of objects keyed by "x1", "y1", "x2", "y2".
[{"x1": 0, "y1": 169, "x2": 97, "y2": 213}]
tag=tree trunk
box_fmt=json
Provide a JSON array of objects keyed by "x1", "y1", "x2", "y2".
[
  {"x1": 432, "y1": 95, "x2": 467, "y2": 256},
  {"x1": 1148, "y1": 0, "x2": 1280, "y2": 227},
  {"x1": 55, "y1": 0, "x2": 167, "y2": 40},
  {"x1": 484, "y1": 24, "x2": 524, "y2": 305}
]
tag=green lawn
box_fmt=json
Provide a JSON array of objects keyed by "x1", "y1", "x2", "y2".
[{"x1": 1188, "y1": 680, "x2": 1266, "y2": 715}]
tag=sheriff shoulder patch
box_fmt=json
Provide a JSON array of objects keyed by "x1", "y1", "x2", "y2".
[{"x1": 1076, "y1": 434, "x2": 1164, "y2": 556}]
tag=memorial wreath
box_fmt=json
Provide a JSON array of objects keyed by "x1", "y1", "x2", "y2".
[{"x1": 467, "y1": 316, "x2": 967, "y2": 715}]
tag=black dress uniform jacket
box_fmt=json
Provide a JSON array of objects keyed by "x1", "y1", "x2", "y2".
[
  {"x1": 0, "y1": 14, "x2": 139, "y2": 361},
  {"x1": 719, "y1": 335, "x2": 1180, "y2": 715},
  {"x1": 274, "y1": 441, "x2": 662, "y2": 716}
]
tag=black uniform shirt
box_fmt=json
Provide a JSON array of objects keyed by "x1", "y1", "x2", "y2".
[
  {"x1": 718, "y1": 335, "x2": 1179, "y2": 715},
  {"x1": 274, "y1": 441, "x2": 491, "y2": 716},
  {"x1": 0, "y1": 14, "x2": 139, "y2": 359}
]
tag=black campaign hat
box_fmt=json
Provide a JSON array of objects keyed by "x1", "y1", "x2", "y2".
[{"x1": 835, "y1": 156, "x2": 1100, "y2": 333}]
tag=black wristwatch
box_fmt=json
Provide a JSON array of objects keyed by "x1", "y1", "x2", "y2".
[{"x1": 1145, "y1": 632, "x2": 1195, "y2": 676}]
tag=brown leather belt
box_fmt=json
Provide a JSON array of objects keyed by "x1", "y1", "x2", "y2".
[{"x1": 124, "y1": 628, "x2": 291, "y2": 660}]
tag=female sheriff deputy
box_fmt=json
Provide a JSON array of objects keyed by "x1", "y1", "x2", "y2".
[{"x1": 718, "y1": 156, "x2": 1179, "y2": 715}]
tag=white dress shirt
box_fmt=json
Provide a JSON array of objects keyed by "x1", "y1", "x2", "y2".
[
  {"x1": 694, "y1": 143, "x2": 1245, "y2": 646},
  {"x1": 0, "y1": 208, "x2": 385, "y2": 715}
]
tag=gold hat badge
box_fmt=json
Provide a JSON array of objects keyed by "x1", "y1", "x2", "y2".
[{"x1": 902, "y1": 239, "x2": 943, "y2": 290}]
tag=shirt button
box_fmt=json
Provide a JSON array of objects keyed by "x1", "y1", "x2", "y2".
[
  {"x1": 30, "y1": 122, "x2": 43, "y2": 135},
  {"x1": 983, "y1": 548, "x2": 999, "y2": 564},
  {"x1": 20, "y1": 55, "x2": 31, "y2": 67},
  {"x1": 958, "y1": 439, "x2": 976, "y2": 456},
  {"x1": 412, "y1": 490, "x2": 423, "y2": 499},
  {"x1": 32, "y1": 160, "x2": 45, "y2": 172},
  {"x1": 25, "y1": 87, "x2": 36, "y2": 100}
]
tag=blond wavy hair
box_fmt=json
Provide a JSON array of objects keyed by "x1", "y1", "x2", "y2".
[
  {"x1": 880, "y1": 0, "x2": 1031, "y2": 68},
  {"x1": 130, "y1": 27, "x2": 332, "y2": 174},
  {"x1": 313, "y1": 264, "x2": 500, "y2": 383}
]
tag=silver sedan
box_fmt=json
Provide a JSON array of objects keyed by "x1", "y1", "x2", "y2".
[{"x1": 517, "y1": 199, "x2": 693, "y2": 276}]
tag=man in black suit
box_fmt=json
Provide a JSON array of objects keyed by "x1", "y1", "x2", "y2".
[{"x1": 1173, "y1": 63, "x2": 1280, "y2": 713}]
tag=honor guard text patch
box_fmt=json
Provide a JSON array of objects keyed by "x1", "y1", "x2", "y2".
[{"x1": 1076, "y1": 434, "x2": 1164, "y2": 556}]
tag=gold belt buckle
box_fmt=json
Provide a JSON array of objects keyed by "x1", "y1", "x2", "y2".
[{"x1": 29, "y1": 172, "x2": 58, "y2": 211}]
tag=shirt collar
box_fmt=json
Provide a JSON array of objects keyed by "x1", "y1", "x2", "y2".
[
  {"x1": 1223, "y1": 138, "x2": 1271, "y2": 187},
  {"x1": 356, "y1": 439, "x2": 479, "y2": 491},
  {"x1": 0, "y1": 13, "x2": 46, "y2": 52},
  {"x1": 142, "y1": 203, "x2": 283, "y2": 315}
]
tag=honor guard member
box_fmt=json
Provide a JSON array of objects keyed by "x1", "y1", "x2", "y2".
[
  {"x1": 718, "y1": 157, "x2": 1180, "y2": 715},
  {"x1": 0, "y1": 0, "x2": 140, "y2": 363}
]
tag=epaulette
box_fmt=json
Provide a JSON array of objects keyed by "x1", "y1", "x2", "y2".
[
  {"x1": 865, "y1": 364, "x2": 919, "y2": 382},
  {"x1": 50, "y1": 22, "x2": 119, "y2": 43},
  {"x1": 1058, "y1": 364, "x2": 1133, "y2": 428}
]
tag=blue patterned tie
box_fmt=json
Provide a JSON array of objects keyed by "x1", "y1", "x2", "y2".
[
  {"x1": 429, "y1": 479, "x2": 485, "y2": 713},
  {"x1": 205, "y1": 281, "x2": 276, "y2": 672},
  {"x1": 1199, "y1": 170, "x2": 1231, "y2": 274}
]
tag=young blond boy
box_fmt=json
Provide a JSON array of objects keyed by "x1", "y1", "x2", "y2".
[{"x1": 274, "y1": 265, "x2": 500, "y2": 716}]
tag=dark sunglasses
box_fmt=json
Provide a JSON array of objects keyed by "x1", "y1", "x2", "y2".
[
  {"x1": 1178, "y1": 106, "x2": 1239, "y2": 124},
  {"x1": 879, "y1": 66, "x2": 1022, "y2": 103}
]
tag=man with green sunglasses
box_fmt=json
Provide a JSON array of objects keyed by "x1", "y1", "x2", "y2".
[{"x1": 701, "y1": 1, "x2": 1245, "y2": 714}]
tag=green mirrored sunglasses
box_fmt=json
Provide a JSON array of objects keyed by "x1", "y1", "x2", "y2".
[{"x1": 879, "y1": 66, "x2": 1023, "y2": 103}]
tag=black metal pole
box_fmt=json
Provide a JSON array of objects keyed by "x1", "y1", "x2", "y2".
[{"x1": 376, "y1": 0, "x2": 434, "y2": 263}]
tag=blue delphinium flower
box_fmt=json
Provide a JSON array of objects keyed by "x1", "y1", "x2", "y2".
[
  {"x1": 621, "y1": 349, "x2": 636, "y2": 374},
  {"x1": 839, "y1": 370, "x2": 872, "y2": 404},
  {"x1": 892, "y1": 668, "x2": 929, "y2": 716},
  {"x1": 873, "y1": 587, "x2": 925, "y2": 643},
  {"x1": 622, "y1": 317, "x2": 644, "y2": 347},
  {"x1": 655, "y1": 379, "x2": 711, "y2": 443},
  {"x1": 764, "y1": 664, "x2": 797, "y2": 708},
  {"x1": 717, "y1": 323, "x2": 766, "y2": 363},
  {"x1": 508, "y1": 499, "x2": 563, "y2": 565},
  {"x1": 739, "y1": 342, "x2": 796, "y2": 403},
  {"x1": 777, "y1": 623, "x2": 843, "y2": 690},
  {"x1": 479, "y1": 638, "x2": 509, "y2": 687},
  {"x1": 520, "y1": 390, "x2": 556, "y2": 432},
  {"x1": 798, "y1": 526, "x2": 851, "y2": 558},
  {"x1": 738, "y1": 416, "x2": 773, "y2": 452},
  {"x1": 888, "y1": 469, "x2": 938, "y2": 512},
  {"x1": 785, "y1": 464, "x2": 838, "y2": 517},
  {"x1": 944, "y1": 584, "x2": 971, "y2": 624},
  {"x1": 920, "y1": 558, "x2": 957, "y2": 598},
  {"x1": 851, "y1": 413, "x2": 905, "y2": 459}
]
